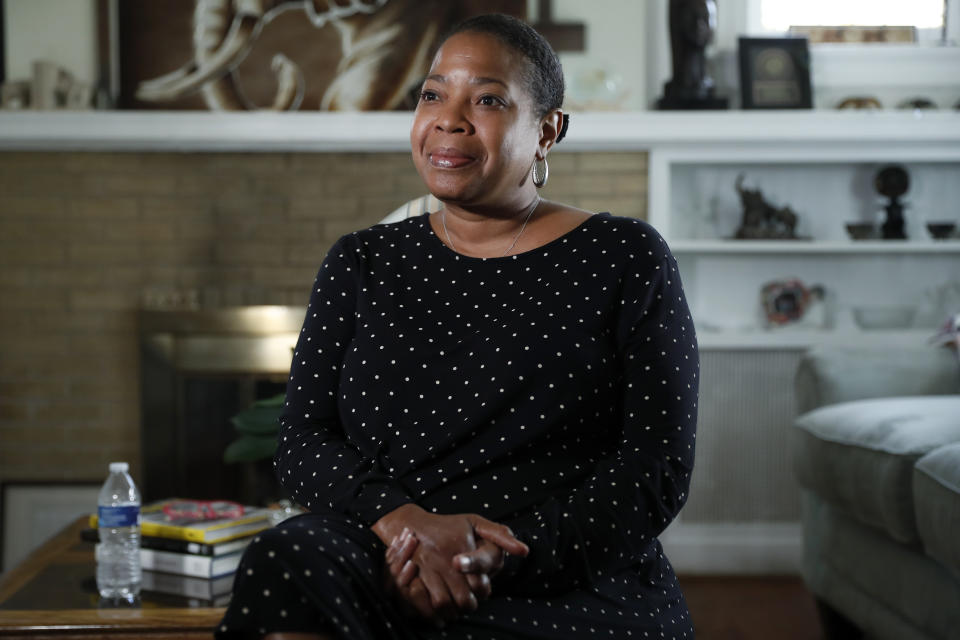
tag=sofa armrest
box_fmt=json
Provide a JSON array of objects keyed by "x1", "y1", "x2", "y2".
[{"x1": 795, "y1": 346, "x2": 959, "y2": 414}]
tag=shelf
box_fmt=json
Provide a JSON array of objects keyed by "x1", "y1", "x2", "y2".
[
  {"x1": 0, "y1": 110, "x2": 958, "y2": 152},
  {"x1": 669, "y1": 240, "x2": 960, "y2": 254},
  {"x1": 696, "y1": 328, "x2": 935, "y2": 350}
]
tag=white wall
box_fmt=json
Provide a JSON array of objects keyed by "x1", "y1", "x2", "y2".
[
  {"x1": 529, "y1": 0, "x2": 648, "y2": 111},
  {"x1": 3, "y1": 0, "x2": 97, "y2": 85}
]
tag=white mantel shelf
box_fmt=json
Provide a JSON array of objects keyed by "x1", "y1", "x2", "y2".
[
  {"x1": 696, "y1": 328, "x2": 936, "y2": 350},
  {"x1": 0, "y1": 110, "x2": 958, "y2": 152}
]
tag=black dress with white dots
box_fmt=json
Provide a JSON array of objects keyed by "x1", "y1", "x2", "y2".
[{"x1": 216, "y1": 212, "x2": 700, "y2": 639}]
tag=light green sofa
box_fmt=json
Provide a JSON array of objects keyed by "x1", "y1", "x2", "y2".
[{"x1": 793, "y1": 345, "x2": 960, "y2": 640}]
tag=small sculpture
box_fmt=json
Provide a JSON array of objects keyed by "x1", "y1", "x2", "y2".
[
  {"x1": 836, "y1": 96, "x2": 882, "y2": 110},
  {"x1": 0, "y1": 60, "x2": 93, "y2": 110},
  {"x1": 875, "y1": 165, "x2": 909, "y2": 240},
  {"x1": 733, "y1": 174, "x2": 804, "y2": 240},
  {"x1": 656, "y1": 0, "x2": 727, "y2": 109}
]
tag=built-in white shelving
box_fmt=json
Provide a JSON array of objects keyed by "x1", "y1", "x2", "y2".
[
  {"x1": 629, "y1": 112, "x2": 960, "y2": 350},
  {"x1": 670, "y1": 240, "x2": 960, "y2": 254},
  {"x1": 1, "y1": 109, "x2": 957, "y2": 351}
]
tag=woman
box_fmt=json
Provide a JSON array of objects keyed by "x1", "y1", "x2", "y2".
[{"x1": 217, "y1": 13, "x2": 699, "y2": 640}]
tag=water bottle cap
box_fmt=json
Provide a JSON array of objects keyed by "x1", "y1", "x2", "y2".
[{"x1": 108, "y1": 462, "x2": 129, "y2": 473}]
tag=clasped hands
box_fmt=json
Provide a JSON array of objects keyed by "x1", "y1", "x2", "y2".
[{"x1": 371, "y1": 503, "x2": 528, "y2": 626}]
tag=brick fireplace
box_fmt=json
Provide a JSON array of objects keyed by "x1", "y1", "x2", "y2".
[{"x1": 0, "y1": 150, "x2": 648, "y2": 491}]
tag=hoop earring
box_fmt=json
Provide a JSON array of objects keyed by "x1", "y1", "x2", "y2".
[{"x1": 531, "y1": 157, "x2": 549, "y2": 188}]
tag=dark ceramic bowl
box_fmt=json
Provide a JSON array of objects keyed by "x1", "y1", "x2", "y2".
[
  {"x1": 926, "y1": 222, "x2": 957, "y2": 239},
  {"x1": 845, "y1": 223, "x2": 877, "y2": 240}
]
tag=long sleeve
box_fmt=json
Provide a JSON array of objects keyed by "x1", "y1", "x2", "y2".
[
  {"x1": 274, "y1": 236, "x2": 414, "y2": 526},
  {"x1": 498, "y1": 244, "x2": 699, "y2": 595}
]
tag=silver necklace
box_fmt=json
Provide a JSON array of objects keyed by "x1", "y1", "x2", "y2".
[{"x1": 441, "y1": 196, "x2": 541, "y2": 257}]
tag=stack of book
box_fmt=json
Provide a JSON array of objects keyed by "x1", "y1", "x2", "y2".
[{"x1": 86, "y1": 498, "x2": 275, "y2": 606}]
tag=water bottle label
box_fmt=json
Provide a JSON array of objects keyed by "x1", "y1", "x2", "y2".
[{"x1": 99, "y1": 505, "x2": 139, "y2": 527}]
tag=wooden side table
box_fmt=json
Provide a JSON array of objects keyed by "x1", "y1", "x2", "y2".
[{"x1": 0, "y1": 517, "x2": 225, "y2": 638}]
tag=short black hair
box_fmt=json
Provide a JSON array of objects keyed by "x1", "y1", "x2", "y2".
[{"x1": 444, "y1": 13, "x2": 569, "y2": 142}]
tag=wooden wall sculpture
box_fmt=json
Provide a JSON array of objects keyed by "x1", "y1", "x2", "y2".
[{"x1": 117, "y1": 0, "x2": 524, "y2": 111}]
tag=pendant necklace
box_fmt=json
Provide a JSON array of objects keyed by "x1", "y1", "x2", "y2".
[{"x1": 441, "y1": 196, "x2": 541, "y2": 257}]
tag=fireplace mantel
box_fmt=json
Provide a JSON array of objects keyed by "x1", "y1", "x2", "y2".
[{"x1": 0, "y1": 110, "x2": 957, "y2": 152}]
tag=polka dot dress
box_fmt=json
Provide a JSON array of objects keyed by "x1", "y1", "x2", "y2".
[{"x1": 216, "y1": 212, "x2": 700, "y2": 639}]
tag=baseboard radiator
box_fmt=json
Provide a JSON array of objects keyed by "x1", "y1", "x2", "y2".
[{"x1": 661, "y1": 349, "x2": 806, "y2": 574}]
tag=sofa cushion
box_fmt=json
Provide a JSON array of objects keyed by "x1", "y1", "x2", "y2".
[
  {"x1": 794, "y1": 396, "x2": 960, "y2": 543},
  {"x1": 914, "y1": 442, "x2": 960, "y2": 578},
  {"x1": 795, "y1": 346, "x2": 960, "y2": 416}
]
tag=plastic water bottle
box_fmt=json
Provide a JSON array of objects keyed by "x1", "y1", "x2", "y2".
[{"x1": 96, "y1": 461, "x2": 141, "y2": 601}]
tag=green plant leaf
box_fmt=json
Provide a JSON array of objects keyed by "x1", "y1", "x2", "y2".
[
  {"x1": 230, "y1": 405, "x2": 282, "y2": 435},
  {"x1": 252, "y1": 393, "x2": 286, "y2": 408},
  {"x1": 223, "y1": 435, "x2": 278, "y2": 463}
]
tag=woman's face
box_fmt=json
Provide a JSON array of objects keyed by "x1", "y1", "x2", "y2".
[{"x1": 410, "y1": 31, "x2": 543, "y2": 209}]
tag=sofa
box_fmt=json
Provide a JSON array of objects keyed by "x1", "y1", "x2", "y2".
[{"x1": 792, "y1": 345, "x2": 960, "y2": 640}]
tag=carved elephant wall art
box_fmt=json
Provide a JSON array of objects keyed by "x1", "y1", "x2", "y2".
[{"x1": 121, "y1": 0, "x2": 523, "y2": 111}]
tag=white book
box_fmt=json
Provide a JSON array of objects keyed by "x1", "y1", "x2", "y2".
[
  {"x1": 137, "y1": 546, "x2": 243, "y2": 578},
  {"x1": 141, "y1": 569, "x2": 235, "y2": 602}
]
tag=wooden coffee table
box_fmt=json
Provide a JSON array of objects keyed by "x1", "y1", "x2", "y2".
[{"x1": 0, "y1": 517, "x2": 226, "y2": 638}]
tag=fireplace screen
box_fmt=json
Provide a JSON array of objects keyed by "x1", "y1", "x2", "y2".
[{"x1": 139, "y1": 306, "x2": 304, "y2": 506}]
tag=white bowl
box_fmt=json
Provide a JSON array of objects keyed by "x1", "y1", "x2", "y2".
[{"x1": 852, "y1": 306, "x2": 916, "y2": 330}]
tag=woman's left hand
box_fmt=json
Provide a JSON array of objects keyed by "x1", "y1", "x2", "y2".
[
  {"x1": 383, "y1": 528, "x2": 442, "y2": 622},
  {"x1": 453, "y1": 537, "x2": 507, "y2": 590},
  {"x1": 382, "y1": 527, "x2": 419, "y2": 597}
]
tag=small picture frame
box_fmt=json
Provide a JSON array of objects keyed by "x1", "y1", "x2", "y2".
[{"x1": 738, "y1": 37, "x2": 812, "y2": 110}]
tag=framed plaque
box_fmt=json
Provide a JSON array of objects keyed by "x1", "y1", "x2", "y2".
[{"x1": 738, "y1": 37, "x2": 812, "y2": 109}]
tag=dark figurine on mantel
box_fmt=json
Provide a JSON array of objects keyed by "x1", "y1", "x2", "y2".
[
  {"x1": 657, "y1": 0, "x2": 728, "y2": 109},
  {"x1": 875, "y1": 165, "x2": 910, "y2": 240},
  {"x1": 734, "y1": 174, "x2": 806, "y2": 240}
]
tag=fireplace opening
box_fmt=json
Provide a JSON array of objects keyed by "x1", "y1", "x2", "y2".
[{"x1": 139, "y1": 306, "x2": 304, "y2": 506}]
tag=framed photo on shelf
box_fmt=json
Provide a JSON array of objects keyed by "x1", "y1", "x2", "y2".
[{"x1": 738, "y1": 37, "x2": 812, "y2": 109}]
